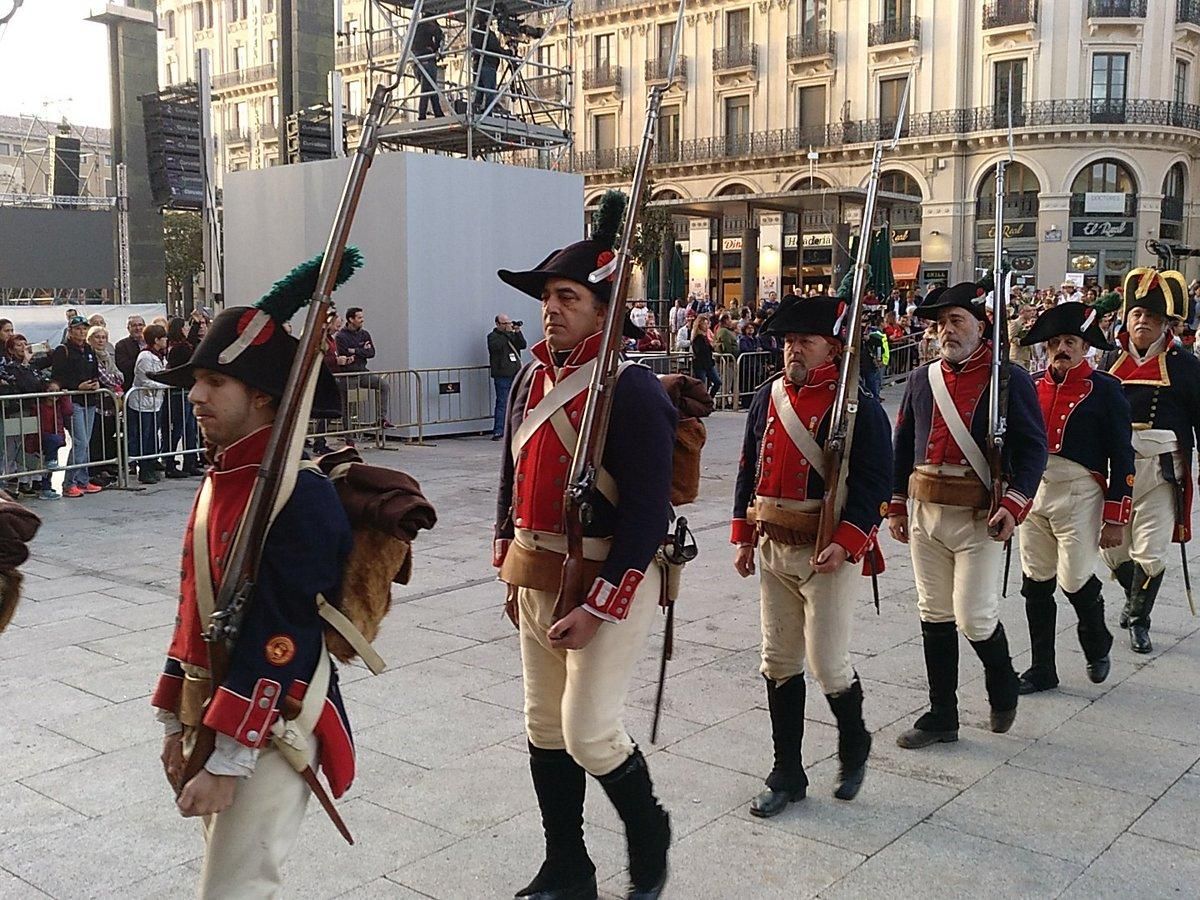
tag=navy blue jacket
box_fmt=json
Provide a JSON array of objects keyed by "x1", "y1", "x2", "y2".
[{"x1": 1110, "y1": 342, "x2": 1200, "y2": 453}]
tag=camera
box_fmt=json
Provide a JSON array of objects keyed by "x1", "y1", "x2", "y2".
[{"x1": 512, "y1": 320, "x2": 523, "y2": 328}]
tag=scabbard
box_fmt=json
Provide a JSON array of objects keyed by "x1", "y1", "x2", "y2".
[{"x1": 298, "y1": 764, "x2": 354, "y2": 845}]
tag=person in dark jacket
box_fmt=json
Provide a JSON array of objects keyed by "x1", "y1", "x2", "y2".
[
  {"x1": 690, "y1": 314, "x2": 721, "y2": 398},
  {"x1": 50, "y1": 316, "x2": 103, "y2": 496},
  {"x1": 486, "y1": 314, "x2": 526, "y2": 440},
  {"x1": 163, "y1": 317, "x2": 202, "y2": 477},
  {"x1": 114, "y1": 314, "x2": 146, "y2": 401},
  {"x1": 335, "y1": 307, "x2": 391, "y2": 428},
  {"x1": 413, "y1": 18, "x2": 444, "y2": 119}
]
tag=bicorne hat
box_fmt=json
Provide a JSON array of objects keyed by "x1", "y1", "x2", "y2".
[
  {"x1": 151, "y1": 249, "x2": 362, "y2": 418},
  {"x1": 760, "y1": 296, "x2": 847, "y2": 341},
  {"x1": 1019, "y1": 300, "x2": 1114, "y2": 351},
  {"x1": 1122, "y1": 267, "x2": 1186, "y2": 319},
  {"x1": 497, "y1": 190, "x2": 643, "y2": 339},
  {"x1": 914, "y1": 281, "x2": 989, "y2": 322}
]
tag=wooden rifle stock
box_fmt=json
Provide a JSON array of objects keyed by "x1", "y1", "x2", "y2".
[{"x1": 178, "y1": 82, "x2": 393, "y2": 788}]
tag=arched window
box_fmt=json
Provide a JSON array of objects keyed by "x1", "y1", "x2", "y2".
[
  {"x1": 1071, "y1": 158, "x2": 1137, "y2": 217},
  {"x1": 788, "y1": 175, "x2": 832, "y2": 191},
  {"x1": 977, "y1": 161, "x2": 1041, "y2": 219},
  {"x1": 1162, "y1": 163, "x2": 1186, "y2": 222},
  {"x1": 880, "y1": 171, "x2": 922, "y2": 227},
  {"x1": 716, "y1": 182, "x2": 754, "y2": 196}
]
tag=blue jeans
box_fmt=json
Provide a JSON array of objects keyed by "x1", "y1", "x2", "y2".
[
  {"x1": 864, "y1": 370, "x2": 882, "y2": 402},
  {"x1": 67, "y1": 400, "x2": 96, "y2": 487},
  {"x1": 40, "y1": 434, "x2": 65, "y2": 490},
  {"x1": 127, "y1": 408, "x2": 161, "y2": 473},
  {"x1": 166, "y1": 392, "x2": 199, "y2": 469},
  {"x1": 493, "y1": 375, "x2": 513, "y2": 437},
  {"x1": 697, "y1": 365, "x2": 721, "y2": 397}
]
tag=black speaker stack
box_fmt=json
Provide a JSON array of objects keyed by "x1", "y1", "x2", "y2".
[{"x1": 140, "y1": 83, "x2": 205, "y2": 210}]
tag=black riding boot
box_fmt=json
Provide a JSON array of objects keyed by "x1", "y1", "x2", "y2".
[
  {"x1": 597, "y1": 748, "x2": 670, "y2": 900},
  {"x1": 1065, "y1": 575, "x2": 1114, "y2": 683},
  {"x1": 1113, "y1": 561, "x2": 1136, "y2": 628},
  {"x1": 750, "y1": 675, "x2": 808, "y2": 817},
  {"x1": 969, "y1": 622, "x2": 1020, "y2": 733},
  {"x1": 1127, "y1": 564, "x2": 1163, "y2": 654},
  {"x1": 516, "y1": 744, "x2": 597, "y2": 900},
  {"x1": 897, "y1": 621, "x2": 960, "y2": 749},
  {"x1": 1018, "y1": 576, "x2": 1059, "y2": 694},
  {"x1": 825, "y1": 674, "x2": 871, "y2": 801}
]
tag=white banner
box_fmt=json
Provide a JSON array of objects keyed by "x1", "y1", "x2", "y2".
[
  {"x1": 0, "y1": 304, "x2": 168, "y2": 350},
  {"x1": 1084, "y1": 192, "x2": 1127, "y2": 215}
]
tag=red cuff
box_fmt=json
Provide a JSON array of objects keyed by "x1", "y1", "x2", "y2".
[
  {"x1": 493, "y1": 538, "x2": 510, "y2": 568},
  {"x1": 1000, "y1": 489, "x2": 1033, "y2": 524},
  {"x1": 202, "y1": 679, "x2": 282, "y2": 749},
  {"x1": 730, "y1": 517, "x2": 755, "y2": 545},
  {"x1": 150, "y1": 672, "x2": 182, "y2": 712},
  {"x1": 1103, "y1": 496, "x2": 1132, "y2": 526},
  {"x1": 830, "y1": 521, "x2": 872, "y2": 562},
  {"x1": 887, "y1": 495, "x2": 908, "y2": 518},
  {"x1": 585, "y1": 569, "x2": 644, "y2": 622}
]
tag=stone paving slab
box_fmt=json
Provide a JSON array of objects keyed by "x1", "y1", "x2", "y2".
[{"x1": 1, "y1": 399, "x2": 1199, "y2": 897}]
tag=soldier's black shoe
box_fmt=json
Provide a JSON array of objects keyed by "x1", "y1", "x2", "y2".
[
  {"x1": 1130, "y1": 625, "x2": 1153, "y2": 654},
  {"x1": 827, "y1": 675, "x2": 871, "y2": 801},
  {"x1": 597, "y1": 748, "x2": 670, "y2": 900},
  {"x1": 519, "y1": 744, "x2": 596, "y2": 900},
  {"x1": 1118, "y1": 606, "x2": 1131, "y2": 630},
  {"x1": 969, "y1": 623, "x2": 1019, "y2": 733},
  {"x1": 896, "y1": 709, "x2": 959, "y2": 749},
  {"x1": 752, "y1": 674, "x2": 808, "y2": 816},
  {"x1": 1087, "y1": 655, "x2": 1112, "y2": 683},
  {"x1": 1017, "y1": 666, "x2": 1059, "y2": 694}
]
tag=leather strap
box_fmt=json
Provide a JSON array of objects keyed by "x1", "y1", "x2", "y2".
[
  {"x1": 269, "y1": 639, "x2": 331, "y2": 770},
  {"x1": 928, "y1": 363, "x2": 992, "y2": 488},
  {"x1": 511, "y1": 359, "x2": 596, "y2": 458},
  {"x1": 192, "y1": 477, "x2": 217, "y2": 624},
  {"x1": 769, "y1": 377, "x2": 827, "y2": 481},
  {"x1": 317, "y1": 594, "x2": 386, "y2": 675}
]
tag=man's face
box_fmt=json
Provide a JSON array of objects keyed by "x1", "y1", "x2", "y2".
[
  {"x1": 541, "y1": 277, "x2": 605, "y2": 352},
  {"x1": 496, "y1": 316, "x2": 513, "y2": 331},
  {"x1": 348, "y1": 312, "x2": 364, "y2": 330},
  {"x1": 769, "y1": 291, "x2": 777, "y2": 301},
  {"x1": 782, "y1": 333, "x2": 836, "y2": 385},
  {"x1": 1128, "y1": 307, "x2": 1166, "y2": 351},
  {"x1": 1046, "y1": 334, "x2": 1087, "y2": 377},
  {"x1": 68, "y1": 324, "x2": 88, "y2": 345},
  {"x1": 128, "y1": 318, "x2": 145, "y2": 340},
  {"x1": 0, "y1": 322, "x2": 12, "y2": 340},
  {"x1": 1062, "y1": 285, "x2": 1076, "y2": 298},
  {"x1": 937, "y1": 308, "x2": 985, "y2": 363},
  {"x1": 66, "y1": 309, "x2": 78, "y2": 322},
  {"x1": 188, "y1": 369, "x2": 273, "y2": 448}
]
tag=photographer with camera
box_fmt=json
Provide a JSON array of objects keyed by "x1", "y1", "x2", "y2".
[
  {"x1": 488, "y1": 314, "x2": 526, "y2": 441},
  {"x1": 413, "y1": 17, "x2": 444, "y2": 120}
]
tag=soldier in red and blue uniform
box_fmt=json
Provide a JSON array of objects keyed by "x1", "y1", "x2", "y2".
[
  {"x1": 1102, "y1": 268, "x2": 1200, "y2": 653},
  {"x1": 1015, "y1": 301, "x2": 1133, "y2": 692},
  {"x1": 730, "y1": 296, "x2": 892, "y2": 816},
  {"x1": 149, "y1": 302, "x2": 353, "y2": 898},
  {"x1": 888, "y1": 282, "x2": 1047, "y2": 749},
  {"x1": 494, "y1": 213, "x2": 675, "y2": 900}
]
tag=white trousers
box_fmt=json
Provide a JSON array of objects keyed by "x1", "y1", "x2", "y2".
[
  {"x1": 1019, "y1": 458, "x2": 1104, "y2": 593},
  {"x1": 198, "y1": 744, "x2": 313, "y2": 899},
  {"x1": 519, "y1": 562, "x2": 661, "y2": 776},
  {"x1": 909, "y1": 500, "x2": 1002, "y2": 641},
  {"x1": 757, "y1": 537, "x2": 857, "y2": 693},
  {"x1": 1101, "y1": 453, "x2": 1177, "y2": 579}
]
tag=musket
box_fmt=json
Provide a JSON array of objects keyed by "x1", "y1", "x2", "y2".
[
  {"x1": 988, "y1": 72, "x2": 1016, "y2": 540},
  {"x1": 175, "y1": 21, "x2": 421, "y2": 841},
  {"x1": 555, "y1": 0, "x2": 686, "y2": 622},
  {"x1": 814, "y1": 74, "x2": 911, "y2": 558}
]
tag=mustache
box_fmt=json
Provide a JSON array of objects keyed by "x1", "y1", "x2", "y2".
[{"x1": 1054, "y1": 353, "x2": 1071, "y2": 361}]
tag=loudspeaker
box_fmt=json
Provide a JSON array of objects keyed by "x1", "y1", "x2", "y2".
[{"x1": 49, "y1": 135, "x2": 81, "y2": 197}]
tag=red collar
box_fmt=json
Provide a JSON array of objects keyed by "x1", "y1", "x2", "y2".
[
  {"x1": 530, "y1": 331, "x2": 604, "y2": 378},
  {"x1": 1041, "y1": 359, "x2": 1093, "y2": 387},
  {"x1": 940, "y1": 340, "x2": 991, "y2": 375},
  {"x1": 213, "y1": 424, "x2": 272, "y2": 472},
  {"x1": 803, "y1": 361, "x2": 839, "y2": 389}
]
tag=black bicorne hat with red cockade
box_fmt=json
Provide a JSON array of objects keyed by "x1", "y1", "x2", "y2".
[
  {"x1": 497, "y1": 191, "x2": 643, "y2": 339},
  {"x1": 151, "y1": 250, "x2": 362, "y2": 417}
]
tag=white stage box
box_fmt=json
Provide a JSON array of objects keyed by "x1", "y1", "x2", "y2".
[{"x1": 224, "y1": 153, "x2": 582, "y2": 436}]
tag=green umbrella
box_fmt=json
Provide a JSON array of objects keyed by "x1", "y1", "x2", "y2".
[
  {"x1": 868, "y1": 226, "x2": 894, "y2": 299},
  {"x1": 646, "y1": 255, "x2": 661, "y2": 300},
  {"x1": 669, "y1": 243, "x2": 686, "y2": 299}
]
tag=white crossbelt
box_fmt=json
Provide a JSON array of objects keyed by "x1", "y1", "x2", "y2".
[
  {"x1": 928, "y1": 363, "x2": 992, "y2": 488},
  {"x1": 769, "y1": 377, "x2": 827, "y2": 481}
]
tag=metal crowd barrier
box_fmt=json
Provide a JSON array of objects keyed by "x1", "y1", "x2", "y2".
[
  {"x1": 734, "y1": 350, "x2": 777, "y2": 407},
  {"x1": 882, "y1": 334, "x2": 923, "y2": 387},
  {"x1": 122, "y1": 384, "x2": 205, "y2": 481},
  {"x1": 0, "y1": 388, "x2": 123, "y2": 495}
]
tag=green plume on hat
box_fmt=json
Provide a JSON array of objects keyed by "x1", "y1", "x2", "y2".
[
  {"x1": 591, "y1": 190, "x2": 627, "y2": 248},
  {"x1": 1093, "y1": 290, "x2": 1121, "y2": 315},
  {"x1": 255, "y1": 246, "x2": 364, "y2": 323}
]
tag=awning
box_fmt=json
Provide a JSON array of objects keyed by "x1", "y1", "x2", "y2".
[{"x1": 891, "y1": 258, "x2": 921, "y2": 282}]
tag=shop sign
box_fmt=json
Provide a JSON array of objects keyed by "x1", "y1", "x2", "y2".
[
  {"x1": 1010, "y1": 254, "x2": 1036, "y2": 272},
  {"x1": 1071, "y1": 220, "x2": 1134, "y2": 239},
  {"x1": 891, "y1": 228, "x2": 920, "y2": 244},
  {"x1": 788, "y1": 232, "x2": 832, "y2": 249},
  {"x1": 977, "y1": 221, "x2": 1034, "y2": 240},
  {"x1": 1084, "y1": 192, "x2": 1128, "y2": 214},
  {"x1": 922, "y1": 267, "x2": 949, "y2": 284}
]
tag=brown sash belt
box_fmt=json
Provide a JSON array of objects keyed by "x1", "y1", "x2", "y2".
[
  {"x1": 179, "y1": 672, "x2": 213, "y2": 728},
  {"x1": 748, "y1": 502, "x2": 820, "y2": 547},
  {"x1": 499, "y1": 539, "x2": 605, "y2": 593},
  {"x1": 908, "y1": 470, "x2": 990, "y2": 510}
]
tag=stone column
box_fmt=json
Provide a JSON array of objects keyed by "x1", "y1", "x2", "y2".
[
  {"x1": 1136, "y1": 196, "x2": 1163, "y2": 270},
  {"x1": 740, "y1": 224, "x2": 759, "y2": 307},
  {"x1": 1037, "y1": 193, "x2": 1072, "y2": 285},
  {"x1": 757, "y1": 213, "x2": 783, "y2": 306},
  {"x1": 688, "y1": 218, "x2": 710, "y2": 298}
]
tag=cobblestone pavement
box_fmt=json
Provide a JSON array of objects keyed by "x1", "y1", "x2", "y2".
[{"x1": 2, "y1": 393, "x2": 1198, "y2": 898}]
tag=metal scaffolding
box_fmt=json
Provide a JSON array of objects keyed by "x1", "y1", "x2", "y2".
[{"x1": 357, "y1": 0, "x2": 573, "y2": 160}]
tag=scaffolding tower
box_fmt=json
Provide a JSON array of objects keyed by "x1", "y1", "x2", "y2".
[{"x1": 358, "y1": 0, "x2": 573, "y2": 160}]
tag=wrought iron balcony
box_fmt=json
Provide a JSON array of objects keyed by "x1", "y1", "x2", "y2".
[
  {"x1": 1179, "y1": 0, "x2": 1200, "y2": 26},
  {"x1": 223, "y1": 128, "x2": 250, "y2": 144},
  {"x1": 713, "y1": 44, "x2": 758, "y2": 73},
  {"x1": 1069, "y1": 193, "x2": 1138, "y2": 217},
  {"x1": 868, "y1": 16, "x2": 920, "y2": 46},
  {"x1": 976, "y1": 191, "x2": 1041, "y2": 219},
  {"x1": 211, "y1": 62, "x2": 277, "y2": 91},
  {"x1": 1088, "y1": 0, "x2": 1147, "y2": 17},
  {"x1": 1162, "y1": 195, "x2": 1185, "y2": 222},
  {"x1": 528, "y1": 75, "x2": 565, "y2": 102},
  {"x1": 582, "y1": 64, "x2": 621, "y2": 91},
  {"x1": 983, "y1": 0, "x2": 1038, "y2": 29},
  {"x1": 889, "y1": 205, "x2": 924, "y2": 226},
  {"x1": 787, "y1": 31, "x2": 835, "y2": 61},
  {"x1": 644, "y1": 55, "x2": 687, "y2": 84},
  {"x1": 258, "y1": 122, "x2": 279, "y2": 139}
]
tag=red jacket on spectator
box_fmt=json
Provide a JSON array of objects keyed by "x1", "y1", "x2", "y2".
[{"x1": 26, "y1": 393, "x2": 72, "y2": 454}]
